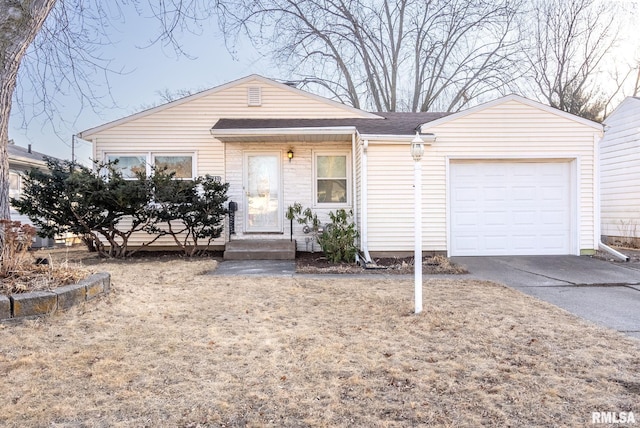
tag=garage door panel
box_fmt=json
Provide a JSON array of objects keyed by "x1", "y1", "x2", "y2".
[
  {"x1": 450, "y1": 161, "x2": 573, "y2": 256},
  {"x1": 512, "y1": 210, "x2": 536, "y2": 225},
  {"x1": 454, "y1": 187, "x2": 479, "y2": 202}
]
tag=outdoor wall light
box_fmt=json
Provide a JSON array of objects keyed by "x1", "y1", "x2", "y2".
[{"x1": 287, "y1": 149, "x2": 294, "y2": 162}]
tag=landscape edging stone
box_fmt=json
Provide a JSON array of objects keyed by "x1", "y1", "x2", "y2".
[{"x1": 1, "y1": 272, "x2": 110, "y2": 322}]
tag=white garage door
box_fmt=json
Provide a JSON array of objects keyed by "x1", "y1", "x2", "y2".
[{"x1": 450, "y1": 161, "x2": 573, "y2": 256}]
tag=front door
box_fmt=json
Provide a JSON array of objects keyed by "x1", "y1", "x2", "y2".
[{"x1": 244, "y1": 152, "x2": 282, "y2": 232}]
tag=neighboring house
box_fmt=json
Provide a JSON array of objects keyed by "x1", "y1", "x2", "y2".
[
  {"x1": 78, "y1": 74, "x2": 604, "y2": 257},
  {"x1": 600, "y1": 96, "x2": 640, "y2": 245},
  {"x1": 8, "y1": 140, "x2": 57, "y2": 247}
]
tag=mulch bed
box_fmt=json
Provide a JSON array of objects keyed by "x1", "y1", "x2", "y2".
[{"x1": 295, "y1": 251, "x2": 467, "y2": 274}]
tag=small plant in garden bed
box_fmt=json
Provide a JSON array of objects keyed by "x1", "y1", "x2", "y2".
[{"x1": 287, "y1": 203, "x2": 359, "y2": 263}]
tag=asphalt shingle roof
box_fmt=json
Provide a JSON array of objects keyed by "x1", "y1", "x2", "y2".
[
  {"x1": 212, "y1": 112, "x2": 451, "y2": 135},
  {"x1": 8, "y1": 143, "x2": 52, "y2": 163}
]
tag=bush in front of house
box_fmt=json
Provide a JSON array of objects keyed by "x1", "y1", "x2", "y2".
[
  {"x1": 144, "y1": 171, "x2": 230, "y2": 256},
  {"x1": 12, "y1": 158, "x2": 154, "y2": 258},
  {"x1": 287, "y1": 203, "x2": 359, "y2": 263},
  {"x1": 12, "y1": 159, "x2": 229, "y2": 258},
  {"x1": 317, "y1": 209, "x2": 359, "y2": 263}
]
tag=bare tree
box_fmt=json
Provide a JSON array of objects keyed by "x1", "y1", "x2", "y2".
[
  {"x1": 218, "y1": 0, "x2": 524, "y2": 112},
  {"x1": 0, "y1": 0, "x2": 219, "y2": 260},
  {"x1": 1, "y1": 0, "x2": 57, "y2": 224},
  {"x1": 523, "y1": 0, "x2": 619, "y2": 120}
]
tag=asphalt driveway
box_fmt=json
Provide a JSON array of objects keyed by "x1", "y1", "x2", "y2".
[{"x1": 452, "y1": 256, "x2": 640, "y2": 339}]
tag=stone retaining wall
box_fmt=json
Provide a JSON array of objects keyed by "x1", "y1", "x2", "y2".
[{"x1": 0, "y1": 273, "x2": 110, "y2": 322}]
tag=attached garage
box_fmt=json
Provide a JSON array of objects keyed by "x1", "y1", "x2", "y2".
[{"x1": 449, "y1": 160, "x2": 575, "y2": 256}]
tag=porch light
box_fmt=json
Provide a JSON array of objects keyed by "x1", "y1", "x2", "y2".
[
  {"x1": 411, "y1": 131, "x2": 424, "y2": 314},
  {"x1": 287, "y1": 149, "x2": 294, "y2": 162}
]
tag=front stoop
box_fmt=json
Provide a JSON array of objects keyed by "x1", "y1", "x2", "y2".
[{"x1": 224, "y1": 239, "x2": 296, "y2": 260}]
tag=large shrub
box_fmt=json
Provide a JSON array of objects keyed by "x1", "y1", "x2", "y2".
[
  {"x1": 12, "y1": 159, "x2": 154, "y2": 257},
  {"x1": 12, "y1": 159, "x2": 229, "y2": 257},
  {"x1": 145, "y1": 171, "x2": 230, "y2": 256}
]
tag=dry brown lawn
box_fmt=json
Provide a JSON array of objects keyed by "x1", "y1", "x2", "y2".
[{"x1": 0, "y1": 250, "x2": 639, "y2": 427}]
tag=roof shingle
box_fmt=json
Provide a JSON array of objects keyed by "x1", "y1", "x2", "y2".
[{"x1": 212, "y1": 111, "x2": 451, "y2": 135}]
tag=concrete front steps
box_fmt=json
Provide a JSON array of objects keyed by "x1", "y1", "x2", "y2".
[{"x1": 223, "y1": 239, "x2": 296, "y2": 260}]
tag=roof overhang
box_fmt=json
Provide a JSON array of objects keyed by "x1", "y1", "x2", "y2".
[
  {"x1": 210, "y1": 126, "x2": 358, "y2": 143},
  {"x1": 9, "y1": 155, "x2": 48, "y2": 169},
  {"x1": 360, "y1": 133, "x2": 436, "y2": 144}
]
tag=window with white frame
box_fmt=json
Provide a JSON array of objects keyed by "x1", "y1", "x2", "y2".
[
  {"x1": 9, "y1": 171, "x2": 21, "y2": 199},
  {"x1": 153, "y1": 155, "x2": 194, "y2": 179},
  {"x1": 105, "y1": 153, "x2": 195, "y2": 180},
  {"x1": 106, "y1": 154, "x2": 146, "y2": 179},
  {"x1": 315, "y1": 152, "x2": 349, "y2": 205}
]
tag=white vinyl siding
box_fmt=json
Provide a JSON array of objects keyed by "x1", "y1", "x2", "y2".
[
  {"x1": 600, "y1": 97, "x2": 640, "y2": 239},
  {"x1": 365, "y1": 99, "x2": 600, "y2": 255},
  {"x1": 86, "y1": 77, "x2": 369, "y2": 248},
  {"x1": 225, "y1": 142, "x2": 352, "y2": 249}
]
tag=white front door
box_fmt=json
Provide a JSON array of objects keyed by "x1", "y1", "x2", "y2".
[{"x1": 244, "y1": 152, "x2": 282, "y2": 232}]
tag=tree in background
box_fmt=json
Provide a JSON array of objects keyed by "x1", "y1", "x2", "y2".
[
  {"x1": 1, "y1": 0, "x2": 638, "y2": 253},
  {"x1": 219, "y1": 0, "x2": 524, "y2": 112},
  {"x1": 523, "y1": 0, "x2": 618, "y2": 121}
]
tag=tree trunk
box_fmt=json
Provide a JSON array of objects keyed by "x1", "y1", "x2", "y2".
[{"x1": 0, "y1": 0, "x2": 57, "y2": 254}]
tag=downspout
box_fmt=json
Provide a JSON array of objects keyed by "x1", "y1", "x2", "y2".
[
  {"x1": 594, "y1": 131, "x2": 629, "y2": 261},
  {"x1": 360, "y1": 138, "x2": 373, "y2": 263},
  {"x1": 351, "y1": 132, "x2": 358, "y2": 252}
]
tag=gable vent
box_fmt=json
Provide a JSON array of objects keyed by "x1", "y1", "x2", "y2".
[{"x1": 247, "y1": 86, "x2": 262, "y2": 106}]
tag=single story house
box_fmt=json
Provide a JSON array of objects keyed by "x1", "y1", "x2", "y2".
[
  {"x1": 78, "y1": 74, "x2": 605, "y2": 258},
  {"x1": 600, "y1": 96, "x2": 640, "y2": 246}
]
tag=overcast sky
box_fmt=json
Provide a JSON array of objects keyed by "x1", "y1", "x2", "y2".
[{"x1": 8, "y1": 1, "x2": 640, "y2": 166}]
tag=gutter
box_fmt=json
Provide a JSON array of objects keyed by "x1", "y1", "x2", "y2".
[
  {"x1": 360, "y1": 138, "x2": 372, "y2": 264},
  {"x1": 598, "y1": 242, "x2": 629, "y2": 261},
  {"x1": 210, "y1": 126, "x2": 358, "y2": 138},
  {"x1": 358, "y1": 133, "x2": 437, "y2": 265},
  {"x1": 351, "y1": 131, "x2": 359, "y2": 260}
]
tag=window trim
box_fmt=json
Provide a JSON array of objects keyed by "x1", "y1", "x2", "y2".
[
  {"x1": 151, "y1": 153, "x2": 196, "y2": 180},
  {"x1": 103, "y1": 151, "x2": 197, "y2": 180},
  {"x1": 104, "y1": 153, "x2": 147, "y2": 179},
  {"x1": 313, "y1": 150, "x2": 351, "y2": 208},
  {"x1": 9, "y1": 170, "x2": 21, "y2": 199}
]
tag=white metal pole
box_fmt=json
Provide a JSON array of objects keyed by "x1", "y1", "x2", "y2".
[{"x1": 414, "y1": 160, "x2": 423, "y2": 314}]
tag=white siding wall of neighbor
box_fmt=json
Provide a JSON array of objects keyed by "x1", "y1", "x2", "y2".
[
  {"x1": 600, "y1": 97, "x2": 640, "y2": 241},
  {"x1": 84, "y1": 77, "x2": 365, "y2": 248},
  {"x1": 365, "y1": 99, "x2": 601, "y2": 256}
]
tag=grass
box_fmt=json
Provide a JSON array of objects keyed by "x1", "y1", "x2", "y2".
[{"x1": 0, "y1": 250, "x2": 638, "y2": 427}]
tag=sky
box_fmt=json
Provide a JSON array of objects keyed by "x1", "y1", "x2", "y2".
[
  {"x1": 7, "y1": 1, "x2": 640, "y2": 167},
  {"x1": 9, "y1": 5, "x2": 273, "y2": 166}
]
